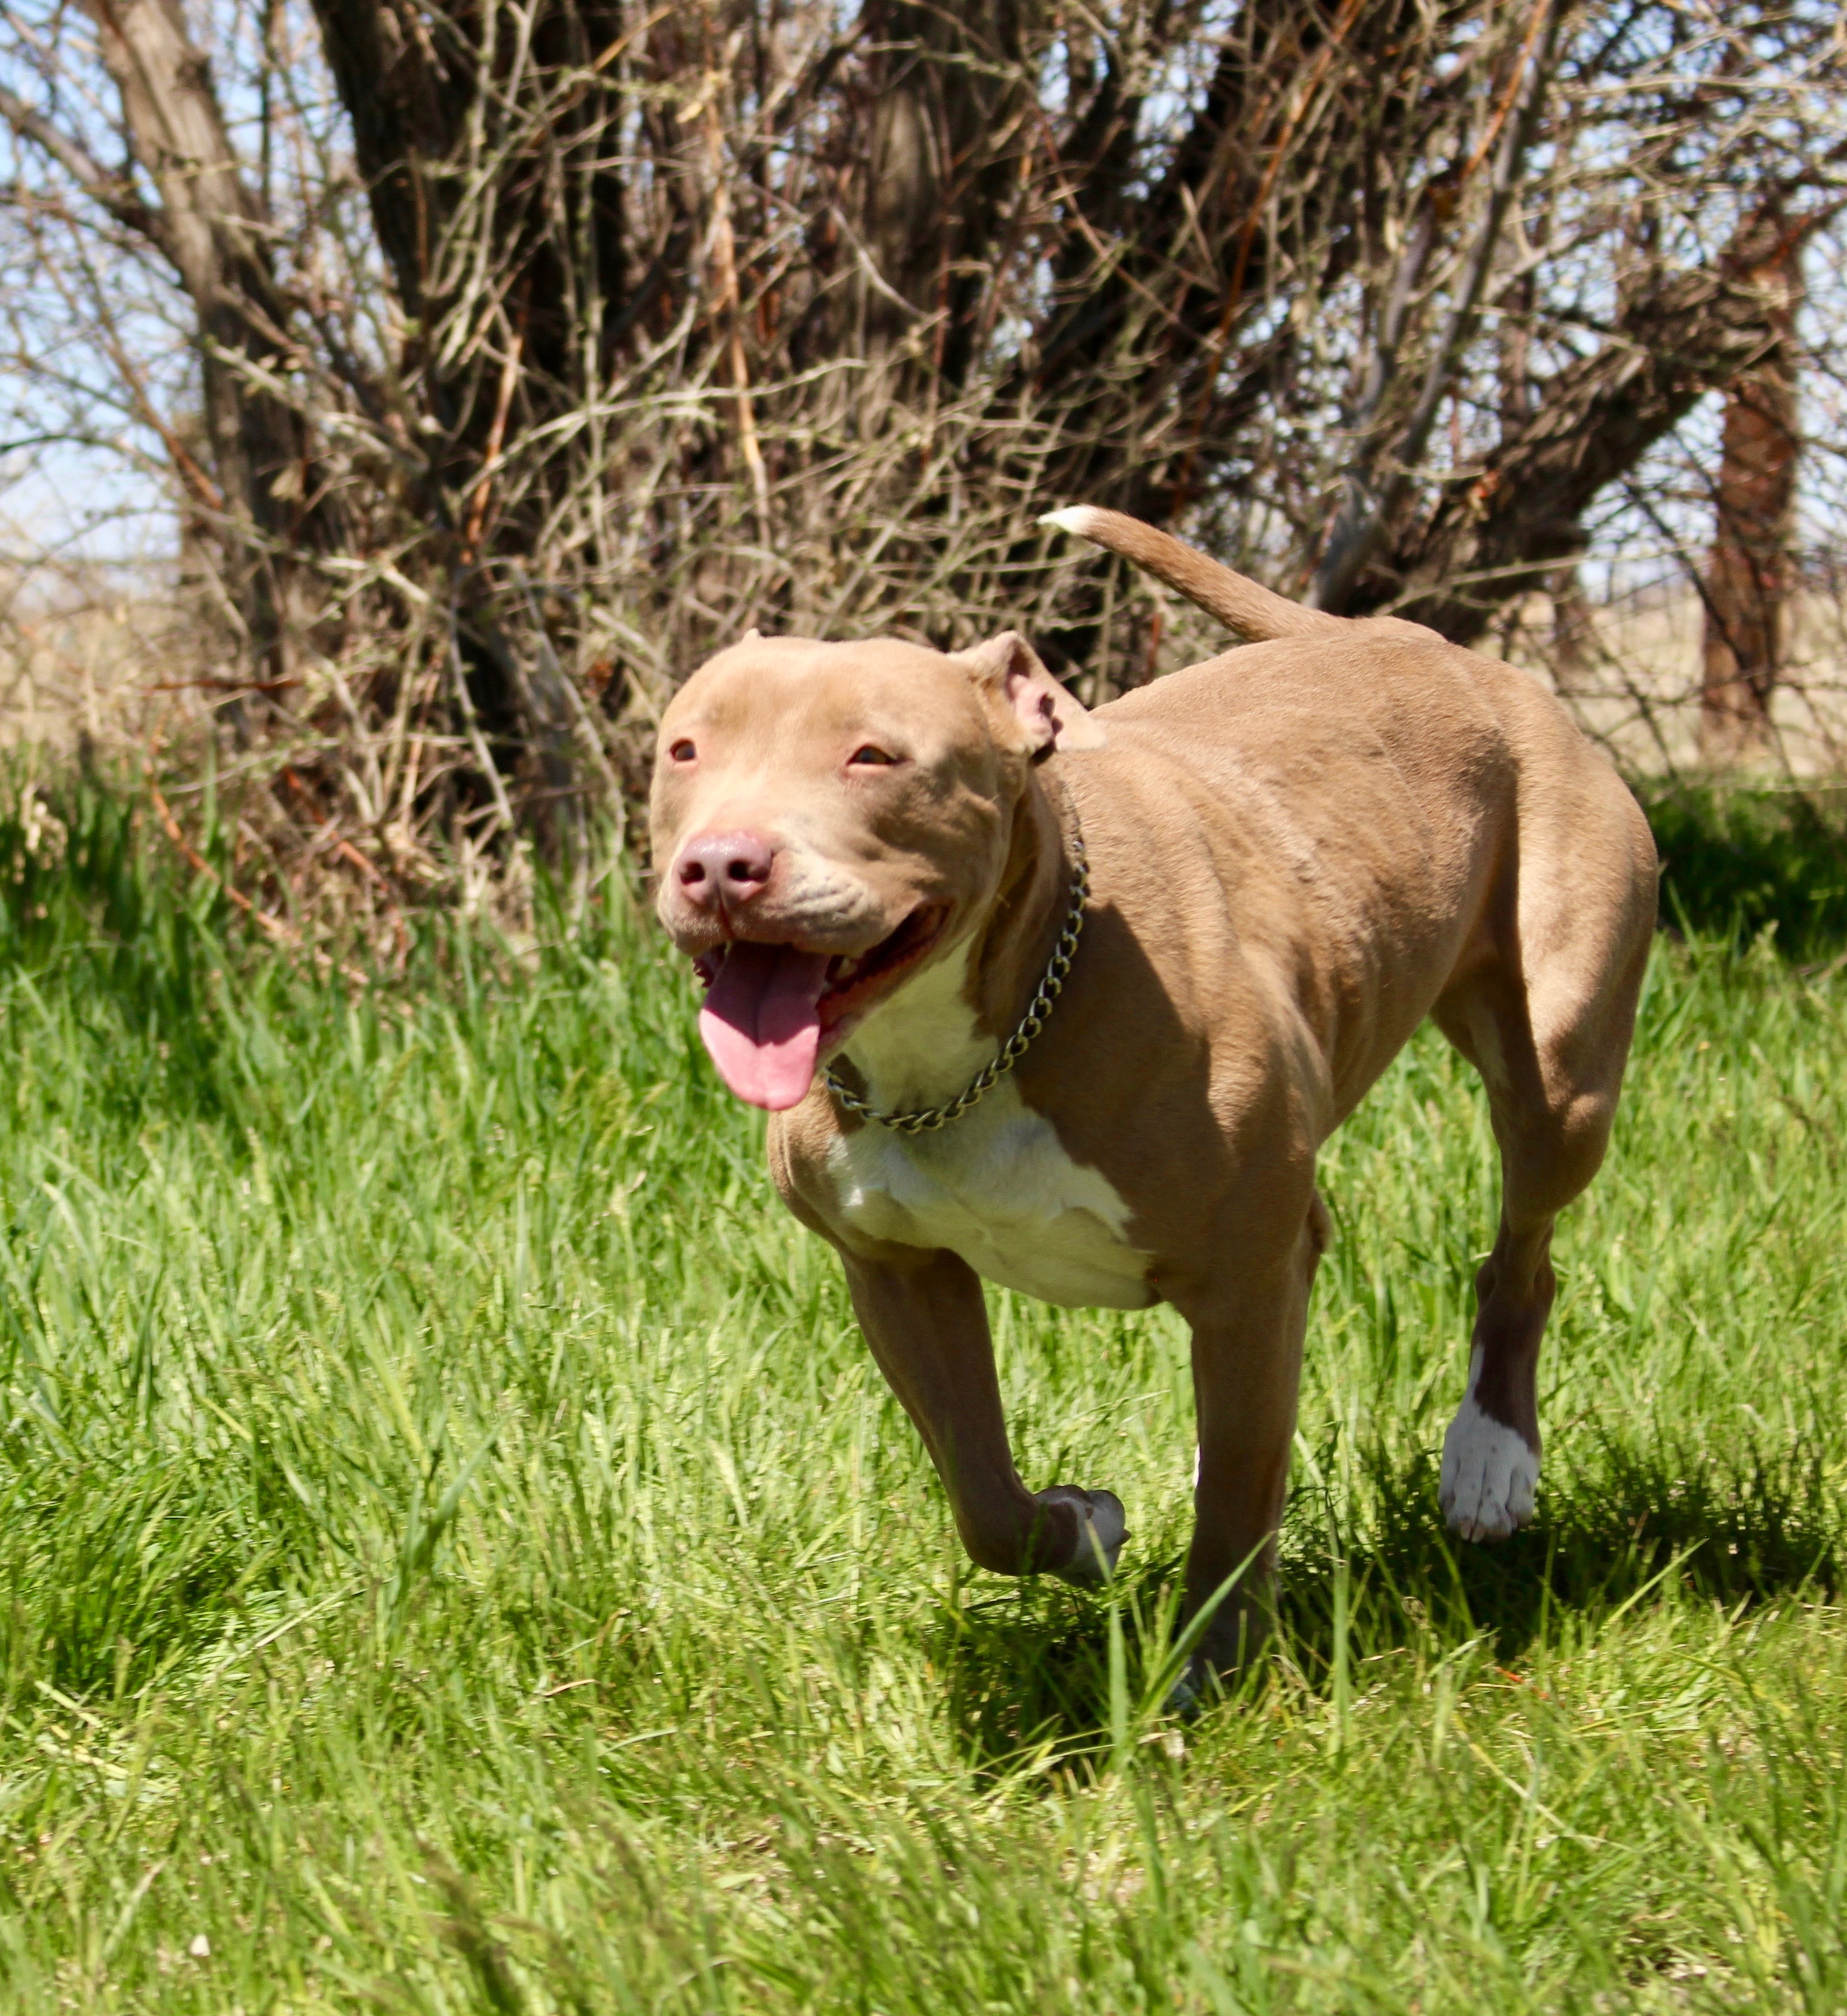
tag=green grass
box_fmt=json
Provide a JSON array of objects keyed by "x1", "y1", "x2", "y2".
[
  {"x1": 1644, "y1": 778, "x2": 1847, "y2": 961},
  {"x1": 3, "y1": 782, "x2": 1847, "y2": 2013}
]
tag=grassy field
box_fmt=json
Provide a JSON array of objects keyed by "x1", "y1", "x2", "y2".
[{"x1": 2, "y1": 787, "x2": 1846, "y2": 2013}]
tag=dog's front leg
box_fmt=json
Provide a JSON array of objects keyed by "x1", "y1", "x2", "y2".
[
  {"x1": 838, "y1": 1244, "x2": 1127, "y2": 1585},
  {"x1": 1173, "y1": 1195, "x2": 1329, "y2": 1686}
]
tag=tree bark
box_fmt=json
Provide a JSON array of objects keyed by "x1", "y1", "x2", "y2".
[
  {"x1": 302, "y1": 0, "x2": 635, "y2": 838},
  {"x1": 306, "y1": 0, "x2": 629, "y2": 504},
  {"x1": 860, "y1": 1, "x2": 1039, "y2": 388},
  {"x1": 78, "y1": 0, "x2": 339, "y2": 679},
  {"x1": 1699, "y1": 203, "x2": 1805, "y2": 755}
]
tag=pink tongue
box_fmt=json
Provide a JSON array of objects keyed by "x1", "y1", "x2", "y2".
[{"x1": 698, "y1": 943, "x2": 833, "y2": 1111}]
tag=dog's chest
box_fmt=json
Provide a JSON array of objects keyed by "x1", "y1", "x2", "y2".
[{"x1": 824, "y1": 1084, "x2": 1155, "y2": 1310}]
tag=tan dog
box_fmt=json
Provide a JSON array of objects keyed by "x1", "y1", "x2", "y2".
[{"x1": 649, "y1": 509, "x2": 1656, "y2": 1682}]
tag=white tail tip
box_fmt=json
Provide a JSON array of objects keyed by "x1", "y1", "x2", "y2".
[{"x1": 1039, "y1": 506, "x2": 1102, "y2": 537}]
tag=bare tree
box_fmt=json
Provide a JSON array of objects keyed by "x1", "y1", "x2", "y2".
[
  {"x1": 0, "y1": 0, "x2": 345, "y2": 684},
  {"x1": 1362, "y1": 200, "x2": 1820, "y2": 643},
  {"x1": 0, "y1": 0, "x2": 1843, "y2": 929}
]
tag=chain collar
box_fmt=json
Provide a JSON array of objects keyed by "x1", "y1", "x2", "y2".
[{"x1": 823, "y1": 833, "x2": 1089, "y2": 1136}]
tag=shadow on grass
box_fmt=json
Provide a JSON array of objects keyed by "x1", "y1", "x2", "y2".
[
  {"x1": 1642, "y1": 778, "x2": 1847, "y2": 960},
  {"x1": 934, "y1": 1437, "x2": 1840, "y2": 1770},
  {"x1": 0, "y1": 1442, "x2": 311, "y2": 1700},
  {"x1": 1282, "y1": 1434, "x2": 1839, "y2": 1666},
  {"x1": 935, "y1": 1566, "x2": 1189, "y2": 1776}
]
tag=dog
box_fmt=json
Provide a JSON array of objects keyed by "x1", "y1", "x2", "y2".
[{"x1": 649, "y1": 508, "x2": 1657, "y2": 1685}]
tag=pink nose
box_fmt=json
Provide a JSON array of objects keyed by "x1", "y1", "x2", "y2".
[{"x1": 676, "y1": 830, "x2": 775, "y2": 910}]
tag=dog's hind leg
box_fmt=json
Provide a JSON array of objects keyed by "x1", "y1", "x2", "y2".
[
  {"x1": 1432, "y1": 788, "x2": 1655, "y2": 1541},
  {"x1": 837, "y1": 1244, "x2": 1128, "y2": 1584}
]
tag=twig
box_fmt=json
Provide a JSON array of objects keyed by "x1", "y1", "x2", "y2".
[
  {"x1": 279, "y1": 766, "x2": 412, "y2": 963},
  {"x1": 143, "y1": 730, "x2": 300, "y2": 947},
  {"x1": 462, "y1": 326, "x2": 525, "y2": 558},
  {"x1": 701, "y1": 40, "x2": 770, "y2": 534},
  {"x1": 1309, "y1": 0, "x2": 1561, "y2": 611}
]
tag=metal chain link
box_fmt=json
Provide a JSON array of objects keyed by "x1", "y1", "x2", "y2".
[{"x1": 823, "y1": 835, "x2": 1089, "y2": 1135}]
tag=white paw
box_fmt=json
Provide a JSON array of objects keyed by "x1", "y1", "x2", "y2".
[
  {"x1": 1045, "y1": 1488, "x2": 1128, "y2": 1586},
  {"x1": 1440, "y1": 1391, "x2": 1538, "y2": 1542}
]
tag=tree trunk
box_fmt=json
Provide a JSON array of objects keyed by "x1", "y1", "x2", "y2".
[
  {"x1": 1549, "y1": 565, "x2": 1595, "y2": 691},
  {"x1": 79, "y1": 0, "x2": 338, "y2": 682},
  {"x1": 303, "y1": 0, "x2": 637, "y2": 844},
  {"x1": 860, "y1": 1, "x2": 1038, "y2": 388},
  {"x1": 1699, "y1": 204, "x2": 1805, "y2": 757},
  {"x1": 308, "y1": 0, "x2": 629, "y2": 457}
]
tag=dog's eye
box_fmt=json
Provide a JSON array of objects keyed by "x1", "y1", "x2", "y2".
[
  {"x1": 848, "y1": 744, "x2": 898, "y2": 766},
  {"x1": 668, "y1": 738, "x2": 696, "y2": 762}
]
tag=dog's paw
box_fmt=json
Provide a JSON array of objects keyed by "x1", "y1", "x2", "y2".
[
  {"x1": 1440, "y1": 1393, "x2": 1538, "y2": 1541},
  {"x1": 1040, "y1": 1487, "x2": 1128, "y2": 1586}
]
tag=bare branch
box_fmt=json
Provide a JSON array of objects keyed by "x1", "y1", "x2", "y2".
[{"x1": 0, "y1": 79, "x2": 174, "y2": 258}]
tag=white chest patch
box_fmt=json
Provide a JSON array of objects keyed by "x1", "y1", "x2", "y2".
[{"x1": 825, "y1": 1079, "x2": 1155, "y2": 1309}]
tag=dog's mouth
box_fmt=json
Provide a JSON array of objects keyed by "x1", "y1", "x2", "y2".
[{"x1": 692, "y1": 905, "x2": 948, "y2": 1111}]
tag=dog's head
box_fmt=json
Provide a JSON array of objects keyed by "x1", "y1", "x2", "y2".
[{"x1": 650, "y1": 629, "x2": 1103, "y2": 1111}]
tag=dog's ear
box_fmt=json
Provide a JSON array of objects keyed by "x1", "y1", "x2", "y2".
[{"x1": 956, "y1": 632, "x2": 1107, "y2": 754}]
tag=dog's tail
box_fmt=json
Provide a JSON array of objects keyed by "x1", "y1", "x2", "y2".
[{"x1": 1041, "y1": 506, "x2": 1347, "y2": 644}]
